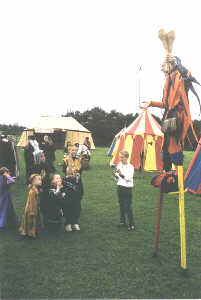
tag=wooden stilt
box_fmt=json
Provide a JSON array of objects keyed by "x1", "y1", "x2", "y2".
[
  {"x1": 153, "y1": 187, "x2": 163, "y2": 256},
  {"x1": 178, "y1": 166, "x2": 187, "y2": 270}
]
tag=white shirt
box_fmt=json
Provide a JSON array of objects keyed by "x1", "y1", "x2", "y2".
[{"x1": 115, "y1": 162, "x2": 134, "y2": 188}]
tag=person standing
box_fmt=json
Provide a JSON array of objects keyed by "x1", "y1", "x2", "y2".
[
  {"x1": 0, "y1": 167, "x2": 18, "y2": 230},
  {"x1": 41, "y1": 135, "x2": 56, "y2": 173},
  {"x1": 63, "y1": 145, "x2": 83, "y2": 175},
  {"x1": 62, "y1": 167, "x2": 83, "y2": 232},
  {"x1": 19, "y1": 174, "x2": 42, "y2": 238},
  {"x1": 84, "y1": 137, "x2": 91, "y2": 150},
  {"x1": 0, "y1": 135, "x2": 18, "y2": 177},
  {"x1": 40, "y1": 174, "x2": 64, "y2": 233},
  {"x1": 24, "y1": 135, "x2": 42, "y2": 182},
  {"x1": 62, "y1": 145, "x2": 84, "y2": 231},
  {"x1": 113, "y1": 150, "x2": 135, "y2": 231}
]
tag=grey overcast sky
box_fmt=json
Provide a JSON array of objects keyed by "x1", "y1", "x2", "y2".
[{"x1": 1, "y1": 0, "x2": 201, "y2": 128}]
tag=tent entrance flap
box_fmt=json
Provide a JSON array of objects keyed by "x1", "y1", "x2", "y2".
[
  {"x1": 34, "y1": 131, "x2": 66, "y2": 149},
  {"x1": 144, "y1": 135, "x2": 157, "y2": 171}
]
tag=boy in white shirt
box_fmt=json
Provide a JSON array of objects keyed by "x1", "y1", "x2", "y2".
[{"x1": 113, "y1": 150, "x2": 135, "y2": 231}]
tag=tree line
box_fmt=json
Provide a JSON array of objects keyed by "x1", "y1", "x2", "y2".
[
  {"x1": 1, "y1": 107, "x2": 201, "y2": 149},
  {"x1": 63, "y1": 107, "x2": 161, "y2": 146},
  {"x1": 63, "y1": 107, "x2": 201, "y2": 149},
  {"x1": 0, "y1": 124, "x2": 25, "y2": 136}
]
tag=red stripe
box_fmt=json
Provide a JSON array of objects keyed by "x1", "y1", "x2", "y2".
[
  {"x1": 144, "y1": 111, "x2": 154, "y2": 134},
  {"x1": 155, "y1": 136, "x2": 163, "y2": 171},
  {"x1": 126, "y1": 114, "x2": 143, "y2": 134},
  {"x1": 113, "y1": 135, "x2": 125, "y2": 165},
  {"x1": 130, "y1": 135, "x2": 144, "y2": 169}
]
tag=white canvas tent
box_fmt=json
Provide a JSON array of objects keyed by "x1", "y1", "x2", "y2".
[{"x1": 17, "y1": 116, "x2": 95, "y2": 149}]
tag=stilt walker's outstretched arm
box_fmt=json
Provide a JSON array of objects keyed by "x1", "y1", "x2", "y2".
[{"x1": 178, "y1": 166, "x2": 187, "y2": 270}]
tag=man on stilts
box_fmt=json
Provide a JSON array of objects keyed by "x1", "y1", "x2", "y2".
[{"x1": 142, "y1": 30, "x2": 201, "y2": 270}]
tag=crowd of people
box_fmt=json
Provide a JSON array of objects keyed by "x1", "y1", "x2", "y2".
[{"x1": 0, "y1": 134, "x2": 93, "y2": 238}]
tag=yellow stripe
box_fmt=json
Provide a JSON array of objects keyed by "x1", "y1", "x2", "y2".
[{"x1": 124, "y1": 135, "x2": 133, "y2": 163}]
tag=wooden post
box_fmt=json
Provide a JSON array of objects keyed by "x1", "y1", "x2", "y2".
[
  {"x1": 178, "y1": 166, "x2": 187, "y2": 270},
  {"x1": 153, "y1": 187, "x2": 163, "y2": 256}
]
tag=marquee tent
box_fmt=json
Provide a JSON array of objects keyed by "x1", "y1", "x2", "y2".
[
  {"x1": 17, "y1": 116, "x2": 95, "y2": 149},
  {"x1": 110, "y1": 110, "x2": 164, "y2": 171}
]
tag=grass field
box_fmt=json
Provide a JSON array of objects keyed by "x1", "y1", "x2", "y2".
[{"x1": 0, "y1": 147, "x2": 201, "y2": 299}]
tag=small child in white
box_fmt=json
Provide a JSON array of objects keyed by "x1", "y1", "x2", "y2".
[{"x1": 113, "y1": 150, "x2": 135, "y2": 231}]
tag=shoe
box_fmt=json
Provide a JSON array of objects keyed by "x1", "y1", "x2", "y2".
[
  {"x1": 72, "y1": 224, "x2": 80, "y2": 231},
  {"x1": 128, "y1": 225, "x2": 135, "y2": 231},
  {"x1": 65, "y1": 224, "x2": 72, "y2": 232}
]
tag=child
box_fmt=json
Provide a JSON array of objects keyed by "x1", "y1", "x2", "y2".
[
  {"x1": 113, "y1": 150, "x2": 135, "y2": 231},
  {"x1": 40, "y1": 174, "x2": 64, "y2": 233},
  {"x1": 0, "y1": 167, "x2": 18, "y2": 230},
  {"x1": 63, "y1": 145, "x2": 83, "y2": 175},
  {"x1": 19, "y1": 174, "x2": 42, "y2": 238},
  {"x1": 62, "y1": 167, "x2": 83, "y2": 232}
]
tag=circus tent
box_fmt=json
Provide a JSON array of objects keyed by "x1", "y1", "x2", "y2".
[{"x1": 110, "y1": 110, "x2": 164, "y2": 171}]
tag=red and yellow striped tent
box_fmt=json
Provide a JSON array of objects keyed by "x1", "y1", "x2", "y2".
[{"x1": 110, "y1": 110, "x2": 164, "y2": 171}]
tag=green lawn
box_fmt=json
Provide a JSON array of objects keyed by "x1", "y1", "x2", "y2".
[{"x1": 1, "y1": 148, "x2": 201, "y2": 299}]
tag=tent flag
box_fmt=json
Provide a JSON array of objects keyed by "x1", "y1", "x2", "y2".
[{"x1": 184, "y1": 139, "x2": 201, "y2": 194}]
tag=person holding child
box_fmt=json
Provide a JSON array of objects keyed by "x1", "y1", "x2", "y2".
[
  {"x1": 19, "y1": 174, "x2": 42, "y2": 238},
  {"x1": 62, "y1": 166, "x2": 83, "y2": 232},
  {"x1": 113, "y1": 150, "x2": 135, "y2": 231},
  {"x1": 0, "y1": 167, "x2": 18, "y2": 230}
]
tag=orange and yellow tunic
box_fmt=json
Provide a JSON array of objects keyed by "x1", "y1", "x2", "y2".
[{"x1": 63, "y1": 156, "x2": 82, "y2": 174}]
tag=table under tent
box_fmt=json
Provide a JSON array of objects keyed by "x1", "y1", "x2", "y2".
[
  {"x1": 109, "y1": 110, "x2": 164, "y2": 171},
  {"x1": 17, "y1": 116, "x2": 95, "y2": 150}
]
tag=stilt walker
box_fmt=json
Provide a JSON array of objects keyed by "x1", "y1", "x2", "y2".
[{"x1": 142, "y1": 29, "x2": 201, "y2": 270}]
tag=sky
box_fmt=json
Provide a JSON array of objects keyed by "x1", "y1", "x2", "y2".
[{"x1": 1, "y1": 0, "x2": 201, "y2": 128}]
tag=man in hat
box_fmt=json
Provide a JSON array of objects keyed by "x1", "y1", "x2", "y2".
[{"x1": 143, "y1": 54, "x2": 200, "y2": 172}]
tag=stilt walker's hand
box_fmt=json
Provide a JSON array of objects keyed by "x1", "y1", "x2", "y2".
[{"x1": 140, "y1": 101, "x2": 151, "y2": 109}]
